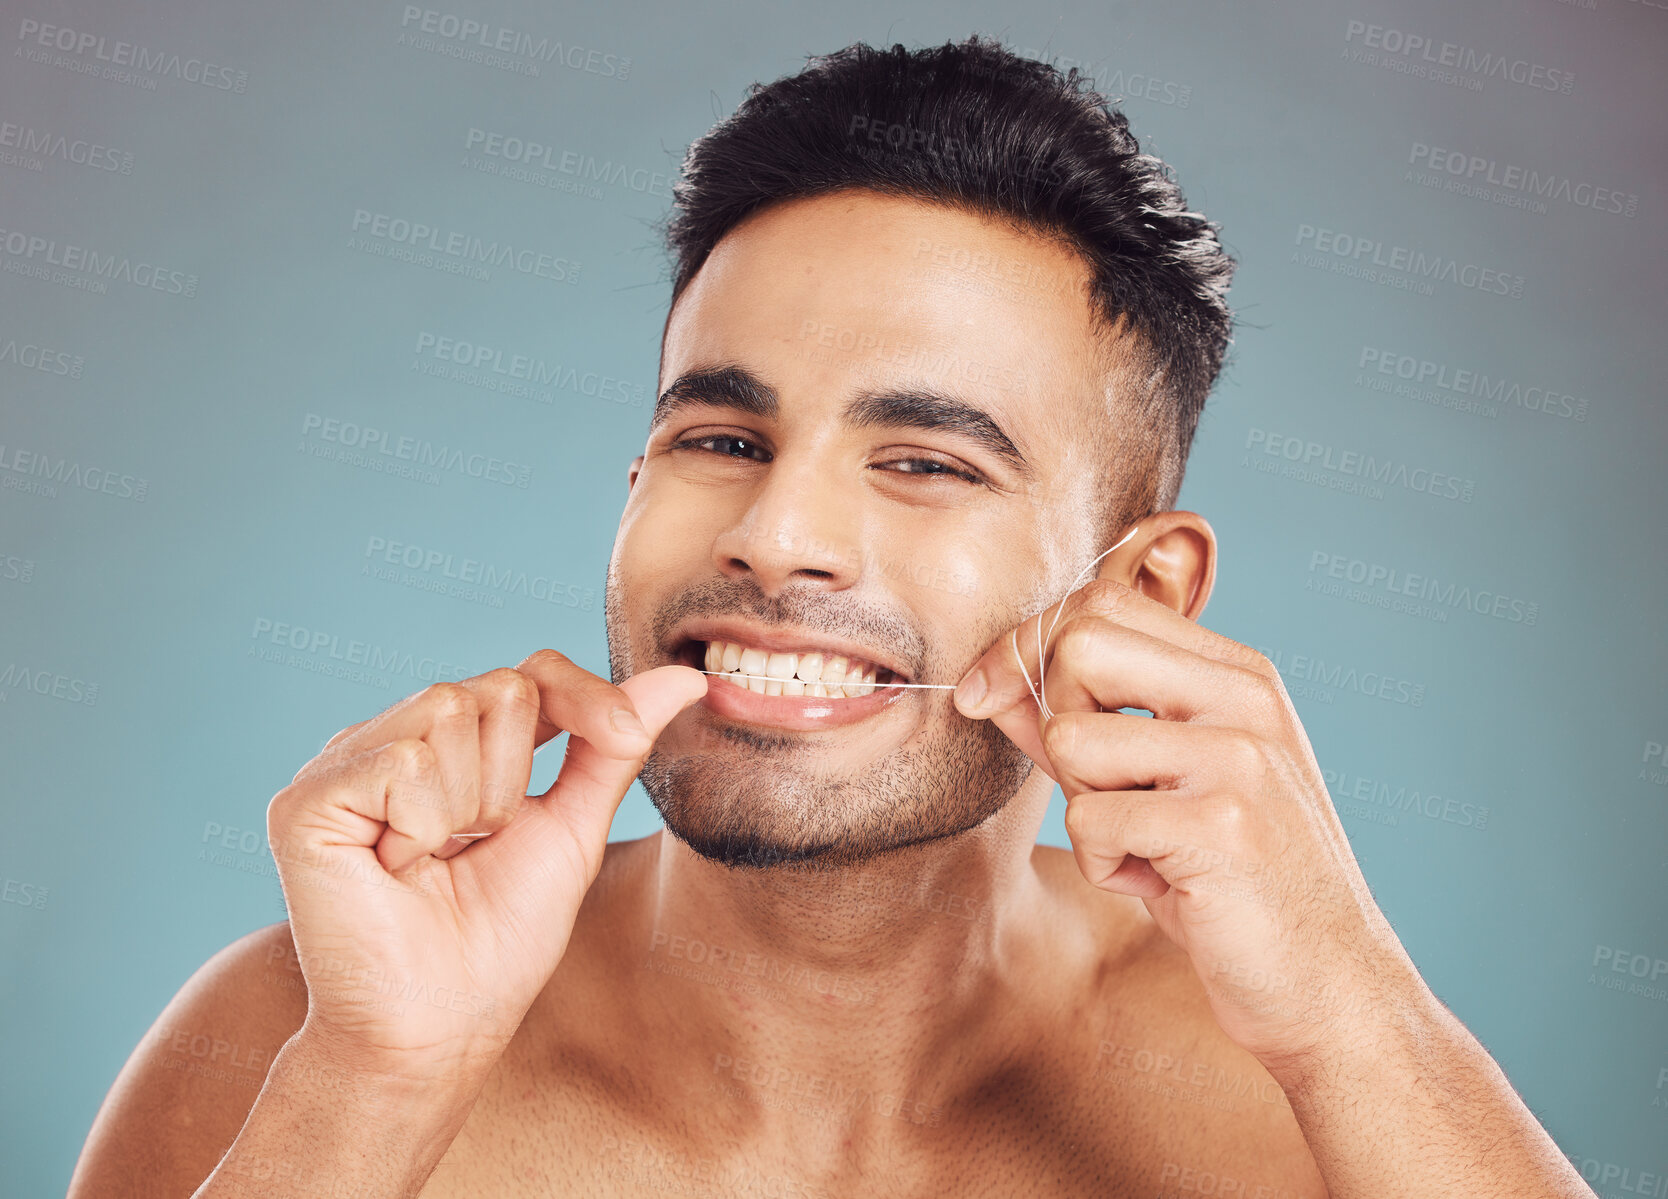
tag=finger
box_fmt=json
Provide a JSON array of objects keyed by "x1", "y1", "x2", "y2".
[
  {"x1": 271, "y1": 738, "x2": 455, "y2": 877},
  {"x1": 1062, "y1": 787, "x2": 1243, "y2": 898},
  {"x1": 537, "y1": 666, "x2": 708, "y2": 860},
  {"x1": 312, "y1": 650, "x2": 654, "y2": 769},
  {"x1": 437, "y1": 668, "x2": 543, "y2": 858},
  {"x1": 954, "y1": 578, "x2": 1278, "y2": 722},
  {"x1": 459, "y1": 665, "x2": 708, "y2": 907},
  {"x1": 435, "y1": 654, "x2": 687, "y2": 864},
  {"x1": 375, "y1": 736, "x2": 475, "y2": 873},
  {"x1": 307, "y1": 677, "x2": 494, "y2": 773},
  {"x1": 1098, "y1": 854, "x2": 1171, "y2": 899},
  {"x1": 1046, "y1": 617, "x2": 1273, "y2": 728},
  {"x1": 414, "y1": 681, "x2": 483, "y2": 837},
  {"x1": 982, "y1": 688, "x2": 1058, "y2": 784},
  {"x1": 1053, "y1": 575, "x2": 1271, "y2": 671},
  {"x1": 321, "y1": 718, "x2": 371, "y2": 754},
  {"x1": 512, "y1": 648, "x2": 663, "y2": 760},
  {"x1": 1040, "y1": 709, "x2": 1260, "y2": 798}
]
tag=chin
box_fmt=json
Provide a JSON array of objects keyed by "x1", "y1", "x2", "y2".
[{"x1": 637, "y1": 727, "x2": 1033, "y2": 872}]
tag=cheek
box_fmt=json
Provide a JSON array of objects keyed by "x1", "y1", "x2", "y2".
[
  {"x1": 615, "y1": 482, "x2": 716, "y2": 587},
  {"x1": 887, "y1": 531, "x2": 1042, "y2": 667}
]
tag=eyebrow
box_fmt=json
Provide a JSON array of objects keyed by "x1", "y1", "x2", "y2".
[{"x1": 651, "y1": 364, "x2": 1034, "y2": 479}]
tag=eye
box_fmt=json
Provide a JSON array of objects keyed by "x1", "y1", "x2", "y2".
[
  {"x1": 872, "y1": 457, "x2": 985, "y2": 485},
  {"x1": 671, "y1": 434, "x2": 772, "y2": 463}
]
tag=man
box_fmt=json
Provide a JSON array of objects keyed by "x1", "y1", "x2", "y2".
[{"x1": 69, "y1": 36, "x2": 1591, "y2": 1198}]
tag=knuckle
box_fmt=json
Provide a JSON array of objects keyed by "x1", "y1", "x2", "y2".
[
  {"x1": 1062, "y1": 795, "x2": 1094, "y2": 840},
  {"x1": 1056, "y1": 615, "x2": 1110, "y2": 661},
  {"x1": 1212, "y1": 792, "x2": 1252, "y2": 841},
  {"x1": 424, "y1": 681, "x2": 478, "y2": 721},
  {"x1": 1245, "y1": 667, "x2": 1288, "y2": 717},
  {"x1": 1077, "y1": 578, "x2": 1133, "y2": 617},
  {"x1": 1222, "y1": 728, "x2": 1266, "y2": 774},
  {"x1": 266, "y1": 783, "x2": 299, "y2": 828},
  {"x1": 383, "y1": 736, "x2": 438, "y2": 780},
  {"x1": 519, "y1": 647, "x2": 572, "y2": 673},
  {"x1": 1042, "y1": 712, "x2": 1082, "y2": 760},
  {"x1": 1234, "y1": 646, "x2": 1287, "y2": 696},
  {"x1": 475, "y1": 667, "x2": 541, "y2": 717}
]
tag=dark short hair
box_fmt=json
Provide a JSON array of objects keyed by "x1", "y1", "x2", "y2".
[{"x1": 657, "y1": 34, "x2": 1236, "y2": 523}]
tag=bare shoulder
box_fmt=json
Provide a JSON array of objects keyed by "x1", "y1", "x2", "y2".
[
  {"x1": 67, "y1": 921, "x2": 308, "y2": 1199},
  {"x1": 1030, "y1": 845, "x2": 1328, "y2": 1198}
]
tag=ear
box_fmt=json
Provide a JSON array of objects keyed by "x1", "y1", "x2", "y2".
[
  {"x1": 627, "y1": 455, "x2": 645, "y2": 492},
  {"x1": 1097, "y1": 511, "x2": 1216, "y2": 621}
]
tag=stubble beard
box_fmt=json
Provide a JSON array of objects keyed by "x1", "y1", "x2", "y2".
[{"x1": 605, "y1": 574, "x2": 1034, "y2": 871}]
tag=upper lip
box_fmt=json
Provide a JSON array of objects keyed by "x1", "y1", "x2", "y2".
[{"x1": 673, "y1": 618, "x2": 913, "y2": 682}]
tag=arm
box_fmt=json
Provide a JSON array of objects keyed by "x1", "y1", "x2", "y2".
[
  {"x1": 1266, "y1": 977, "x2": 1592, "y2": 1199},
  {"x1": 192, "y1": 1032, "x2": 488, "y2": 1198},
  {"x1": 64, "y1": 921, "x2": 495, "y2": 1199},
  {"x1": 954, "y1": 572, "x2": 1595, "y2": 1198},
  {"x1": 68, "y1": 653, "x2": 706, "y2": 1197}
]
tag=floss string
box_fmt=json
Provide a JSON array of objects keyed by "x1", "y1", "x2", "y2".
[
  {"x1": 696, "y1": 524, "x2": 1140, "y2": 711},
  {"x1": 1017, "y1": 523, "x2": 1140, "y2": 723}
]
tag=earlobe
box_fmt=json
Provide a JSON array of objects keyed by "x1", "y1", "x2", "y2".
[
  {"x1": 1131, "y1": 512, "x2": 1216, "y2": 620},
  {"x1": 627, "y1": 455, "x2": 645, "y2": 492}
]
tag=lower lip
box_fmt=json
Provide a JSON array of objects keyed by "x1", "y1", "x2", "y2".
[{"x1": 695, "y1": 672, "x2": 911, "y2": 730}]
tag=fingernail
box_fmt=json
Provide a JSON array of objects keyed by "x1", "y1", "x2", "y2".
[
  {"x1": 611, "y1": 708, "x2": 648, "y2": 739},
  {"x1": 954, "y1": 669, "x2": 989, "y2": 715}
]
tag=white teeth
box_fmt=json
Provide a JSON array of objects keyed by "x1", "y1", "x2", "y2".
[
  {"x1": 844, "y1": 660, "x2": 864, "y2": 698},
  {"x1": 764, "y1": 652, "x2": 797, "y2": 681},
  {"x1": 701, "y1": 641, "x2": 892, "y2": 699}
]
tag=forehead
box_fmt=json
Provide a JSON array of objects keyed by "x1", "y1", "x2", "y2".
[{"x1": 661, "y1": 190, "x2": 1114, "y2": 453}]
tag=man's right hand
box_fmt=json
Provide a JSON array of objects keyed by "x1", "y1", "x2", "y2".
[{"x1": 267, "y1": 649, "x2": 705, "y2": 1081}]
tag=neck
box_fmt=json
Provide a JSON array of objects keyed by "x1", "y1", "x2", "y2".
[{"x1": 628, "y1": 769, "x2": 1064, "y2": 1115}]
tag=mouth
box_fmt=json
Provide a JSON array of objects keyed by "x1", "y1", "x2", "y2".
[
  {"x1": 668, "y1": 626, "x2": 916, "y2": 731},
  {"x1": 674, "y1": 637, "x2": 903, "y2": 697}
]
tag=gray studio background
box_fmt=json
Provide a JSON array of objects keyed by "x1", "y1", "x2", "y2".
[{"x1": 2, "y1": 0, "x2": 1665, "y2": 1191}]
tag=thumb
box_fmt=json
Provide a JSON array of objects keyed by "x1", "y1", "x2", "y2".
[
  {"x1": 457, "y1": 665, "x2": 706, "y2": 936},
  {"x1": 536, "y1": 664, "x2": 707, "y2": 863}
]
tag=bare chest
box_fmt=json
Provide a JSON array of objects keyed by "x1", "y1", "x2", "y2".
[{"x1": 411, "y1": 1055, "x2": 1288, "y2": 1199}]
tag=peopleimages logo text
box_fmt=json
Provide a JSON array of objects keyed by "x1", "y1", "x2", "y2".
[
  {"x1": 15, "y1": 18, "x2": 251, "y2": 91},
  {"x1": 300, "y1": 414, "x2": 530, "y2": 488},
  {"x1": 397, "y1": 8, "x2": 630, "y2": 78},
  {"x1": 350, "y1": 210, "x2": 581, "y2": 285},
  {"x1": 1294, "y1": 224, "x2": 1524, "y2": 298},
  {"x1": 1342, "y1": 20, "x2": 1574, "y2": 94}
]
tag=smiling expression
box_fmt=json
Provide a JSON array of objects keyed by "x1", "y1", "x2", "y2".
[{"x1": 605, "y1": 187, "x2": 1140, "y2": 868}]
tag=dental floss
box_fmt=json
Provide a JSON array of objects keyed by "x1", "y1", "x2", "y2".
[
  {"x1": 698, "y1": 524, "x2": 1142, "y2": 709},
  {"x1": 446, "y1": 530, "x2": 1143, "y2": 844},
  {"x1": 1019, "y1": 523, "x2": 1140, "y2": 723},
  {"x1": 699, "y1": 671, "x2": 957, "y2": 690}
]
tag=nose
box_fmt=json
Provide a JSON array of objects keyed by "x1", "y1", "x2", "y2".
[{"x1": 712, "y1": 453, "x2": 861, "y2": 597}]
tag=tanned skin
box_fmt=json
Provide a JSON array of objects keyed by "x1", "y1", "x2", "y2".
[{"x1": 69, "y1": 191, "x2": 1591, "y2": 1199}]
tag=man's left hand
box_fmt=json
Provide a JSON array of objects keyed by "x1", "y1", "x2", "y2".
[{"x1": 953, "y1": 576, "x2": 1433, "y2": 1080}]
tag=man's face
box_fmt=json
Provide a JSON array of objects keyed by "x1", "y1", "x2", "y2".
[{"x1": 606, "y1": 188, "x2": 1129, "y2": 869}]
